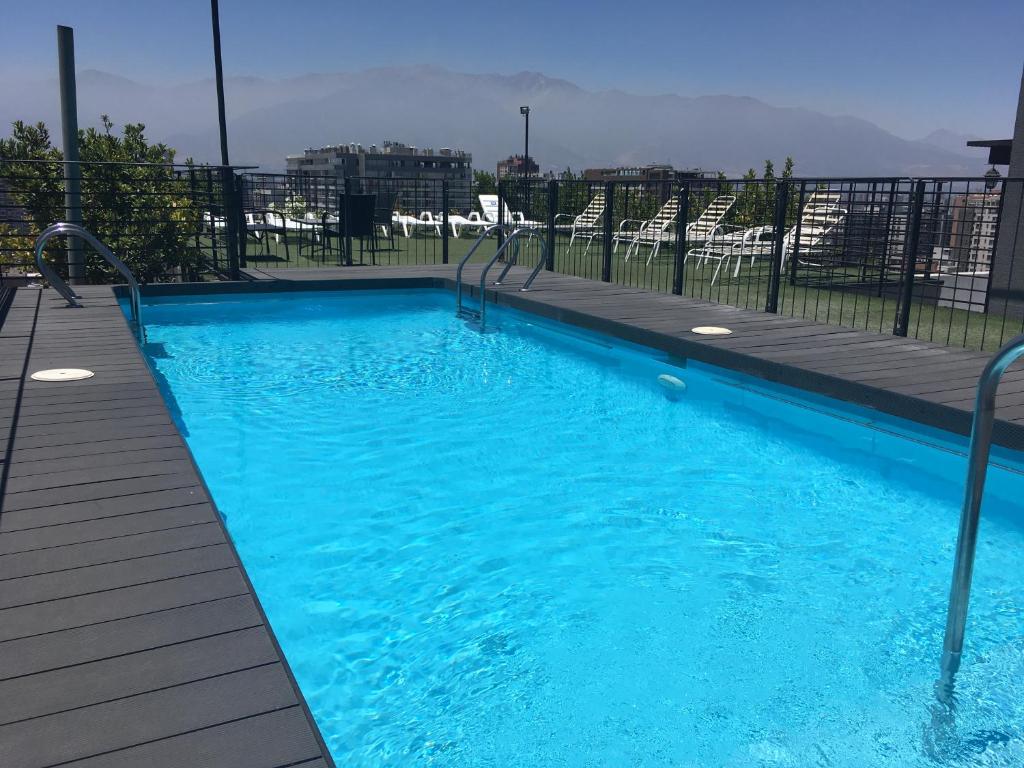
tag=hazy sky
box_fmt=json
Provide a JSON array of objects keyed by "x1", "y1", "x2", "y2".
[{"x1": 2, "y1": 0, "x2": 1021, "y2": 140}]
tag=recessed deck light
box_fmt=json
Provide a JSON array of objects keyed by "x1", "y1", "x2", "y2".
[
  {"x1": 31, "y1": 368, "x2": 95, "y2": 382},
  {"x1": 691, "y1": 326, "x2": 732, "y2": 336}
]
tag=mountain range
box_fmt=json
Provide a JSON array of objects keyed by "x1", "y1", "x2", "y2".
[{"x1": 0, "y1": 66, "x2": 986, "y2": 177}]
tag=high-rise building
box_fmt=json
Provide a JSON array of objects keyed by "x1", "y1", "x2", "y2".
[
  {"x1": 285, "y1": 141, "x2": 473, "y2": 212},
  {"x1": 581, "y1": 164, "x2": 714, "y2": 201},
  {"x1": 948, "y1": 192, "x2": 1001, "y2": 272},
  {"x1": 496, "y1": 155, "x2": 539, "y2": 179}
]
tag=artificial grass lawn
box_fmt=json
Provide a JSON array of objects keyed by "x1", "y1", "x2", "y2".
[{"x1": 237, "y1": 230, "x2": 1021, "y2": 352}]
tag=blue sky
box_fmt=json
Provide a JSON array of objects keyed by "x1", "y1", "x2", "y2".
[{"x1": 1, "y1": 0, "x2": 1021, "y2": 139}]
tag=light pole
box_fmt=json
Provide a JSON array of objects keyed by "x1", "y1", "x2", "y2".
[
  {"x1": 520, "y1": 106, "x2": 530, "y2": 178},
  {"x1": 211, "y1": 0, "x2": 230, "y2": 166},
  {"x1": 519, "y1": 106, "x2": 531, "y2": 229}
]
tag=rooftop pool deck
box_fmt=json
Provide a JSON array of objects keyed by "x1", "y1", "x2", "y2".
[{"x1": 1, "y1": 265, "x2": 1023, "y2": 767}]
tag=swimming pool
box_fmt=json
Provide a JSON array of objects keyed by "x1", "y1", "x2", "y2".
[{"x1": 138, "y1": 289, "x2": 1024, "y2": 767}]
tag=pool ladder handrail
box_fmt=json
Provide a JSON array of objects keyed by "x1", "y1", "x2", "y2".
[
  {"x1": 936, "y1": 332, "x2": 1024, "y2": 704},
  {"x1": 455, "y1": 224, "x2": 548, "y2": 330},
  {"x1": 34, "y1": 223, "x2": 145, "y2": 340}
]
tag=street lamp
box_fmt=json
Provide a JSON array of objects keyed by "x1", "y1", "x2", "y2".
[{"x1": 519, "y1": 106, "x2": 530, "y2": 178}]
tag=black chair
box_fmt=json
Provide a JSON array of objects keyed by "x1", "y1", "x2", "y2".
[
  {"x1": 373, "y1": 191, "x2": 398, "y2": 252},
  {"x1": 243, "y1": 209, "x2": 290, "y2": 262},
  {"x1": 323, "y1": 194, "x2": 377, "y2": 265}
]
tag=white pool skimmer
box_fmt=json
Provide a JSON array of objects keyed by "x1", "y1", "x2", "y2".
[
  {"x1": 30, "y1": 368, "x2": 94, "y2": 382},
  {"x1": 691, "y1": 326, "x2": 732, "y2": 336}
]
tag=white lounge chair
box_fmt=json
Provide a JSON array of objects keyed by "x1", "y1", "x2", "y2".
[
  {"x1": 446, "y1": 212, "x2": 490, "y2": 238},
  {"x1": 686, "y1": 195, "x2": 736, "y2": 244},
  {"x1": 615, "y1": 194, "x2": 735, "y2": 264},
  {"x1": 392, "y1": 211, "x2": 442, "y2": 238},
  {"x1": 555, "y1": 190, "x2": 606, "y2": 256},
  {"x1": 203, "y1": 211, "x2": 227, "y2": 231},
  {"x1": 478, "y1": 194, "x2": 541, "y2": 229},
  {"x1": 688, "y1": 196, "x2": 846, "y2": 284}
]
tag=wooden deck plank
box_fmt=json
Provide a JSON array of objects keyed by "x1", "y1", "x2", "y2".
[
  {"x1": 4, "y1": 446, "x2": 191, "y2": 479},
  {"x1": 0, "y1": 664, "x2": 297, "y2": 768},
  {"x1": 0, "y1": 545, "x2": 237, "y2": 610},
  {"x1": 57, "y1": 708, "x2": 325, "y2": 768},
  {"x1": 1, "y1": 471, "x2": 202, "y2": 513},
  {"x1": 0, "y1": 569, "x2": 248, "y2": 642},
  {"x1": 0, "y1": 522, "x2": 225, "y2": 580},
  {"x1": 0, "y1": 486, "x2": 209, "y2": 532},
  {"x1": 0, "y1": 594, "x2": 262, "y2": 680},
  {"x1": 0, "y1": 503, "x2": 213, "y2": 556},
  {"x1": 0, "y1": 626, "x2": 278, "y2": 725}
]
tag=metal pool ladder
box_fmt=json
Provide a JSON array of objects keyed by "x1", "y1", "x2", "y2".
[
  {"x1": 936, "y1": 332, "x2": 1024, "y2": 704},
  {"x1": 455, "y1": 224, "x2": 548, "y2": 330},
  {"x1": 33, "y1": 223, "x2": 145, "y2": 341}
]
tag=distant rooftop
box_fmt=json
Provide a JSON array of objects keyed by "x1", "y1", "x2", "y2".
[{"x1": 287, "y1": 141, "x2": 471, "y2": 160}]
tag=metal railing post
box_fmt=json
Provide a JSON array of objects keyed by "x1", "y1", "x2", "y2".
[
  {"x1": 601, "y1": 181, "x2": 614, "y2": 282},
  {"x1": 546, "y1": 179, "x2": 557, "y2": 271},
  {"x1": 343, "y1": 176, "x2": 353, "y2": 267},
  {"x1": 766, "y1": 180, "x2": 790, "y2": 313},
  {"x1": 204, "y1": 171, "x2": 219, "y2": 272},
  {"x1": 221, "y1": 167, "x2": 241, "y2": 280},
  {"x1": 936, "y1": 332, "x2": 1024, "y2": 704},
  {"x1": 894, "y1": 179, "x2": 926, "y2": 337},
  {"x1": 672, "y1": 182, "x2": 691, "y2": 295},
  {"x1": 788, "y1": 181, "x2": 807, "y2": 286},
  {"x1": 234, "y1": 172, "x2": 247, "y2": 270},
  {"x1": 441, "y1": 180, "x2": 449, "y2": 264},
  {"x1": 497, "y1": 179, "x2": 508, "y2": 257},
  {"x1": 57, "y1": 26, "x2": 85, "y2": 285}
]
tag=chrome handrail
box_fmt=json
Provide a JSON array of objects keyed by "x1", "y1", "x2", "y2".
[
  {"x1": 455, "y1": 223, "x2": 513, "y2": 317},
  {"x1": 936, "y1": 332, "x2": 1024, "y2": 704},
  {"x1": 34, "y1": 223, "x2": 145, "y2": 340},
  {"x1": 477, "y1": 227, "x2": 548, "y2": 329},
  {"x1": 455, "y1": 224, "x2": 548, "y2": 329},
  {"x1": 492, "y1": 226, "x2": 547, "y2": 291}
]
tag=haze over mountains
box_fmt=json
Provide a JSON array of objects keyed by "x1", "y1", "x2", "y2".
[{"x1": 0, "y1": 66, "x2": 985, "y2": 177}]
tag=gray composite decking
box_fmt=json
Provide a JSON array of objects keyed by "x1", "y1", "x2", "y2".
[
  {"x1": 0, "y1": 286, "x2": 333, "y2": 768},
  {"x1": 1, "y1": 264, "x2": 1023, "y2": 767}
]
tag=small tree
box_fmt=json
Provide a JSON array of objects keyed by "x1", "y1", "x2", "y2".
[
  {"x1": 0, "y1": 116, "x2": 202, "y2": 282},
  {"x1": 473, "y1": 170, "x2": 497, "y2": 197},
  {"x1": 781, "y1": 156, "x2": 798, "y2": 222},
  {"x1": 735, "y1": 167, "x2": 761, "y2": 227}
]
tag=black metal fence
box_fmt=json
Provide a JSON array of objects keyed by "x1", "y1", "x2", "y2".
[
  {"x1": 0, "y1": 159, "x2": 245, "y2": 284},
  {"x1": 2, "y1": 159, "x2": 1021, "y2": 352},
  {"x1": 234, "y1": 172, "x2": 476, "y2": 269},
  {"x1": 500, "y1": 175, "x2": 1022, "y2": 351}
]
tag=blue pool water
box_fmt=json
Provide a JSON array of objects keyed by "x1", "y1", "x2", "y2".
[{"x1": 138, "y1": 290, "x2": 1024, "y2": 767}]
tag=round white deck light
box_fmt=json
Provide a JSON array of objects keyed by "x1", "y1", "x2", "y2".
[
  {"x1": 691, "y1": 326, "x2": 732, "y2": 336},
  {"x1": 31, "y1": 368, "x2": 94, "y2": 382}
]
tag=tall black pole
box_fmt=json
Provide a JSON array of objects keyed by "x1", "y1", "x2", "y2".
[
  {"x1": 524, "y1": 111, "x2": 529, "y2": 178},
  {"x1": 210, "y1": 0, "x2": 230, "y2": 166},
  {"x1": 57, "y1": 25, "x2": 85, "y2": 284}
]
